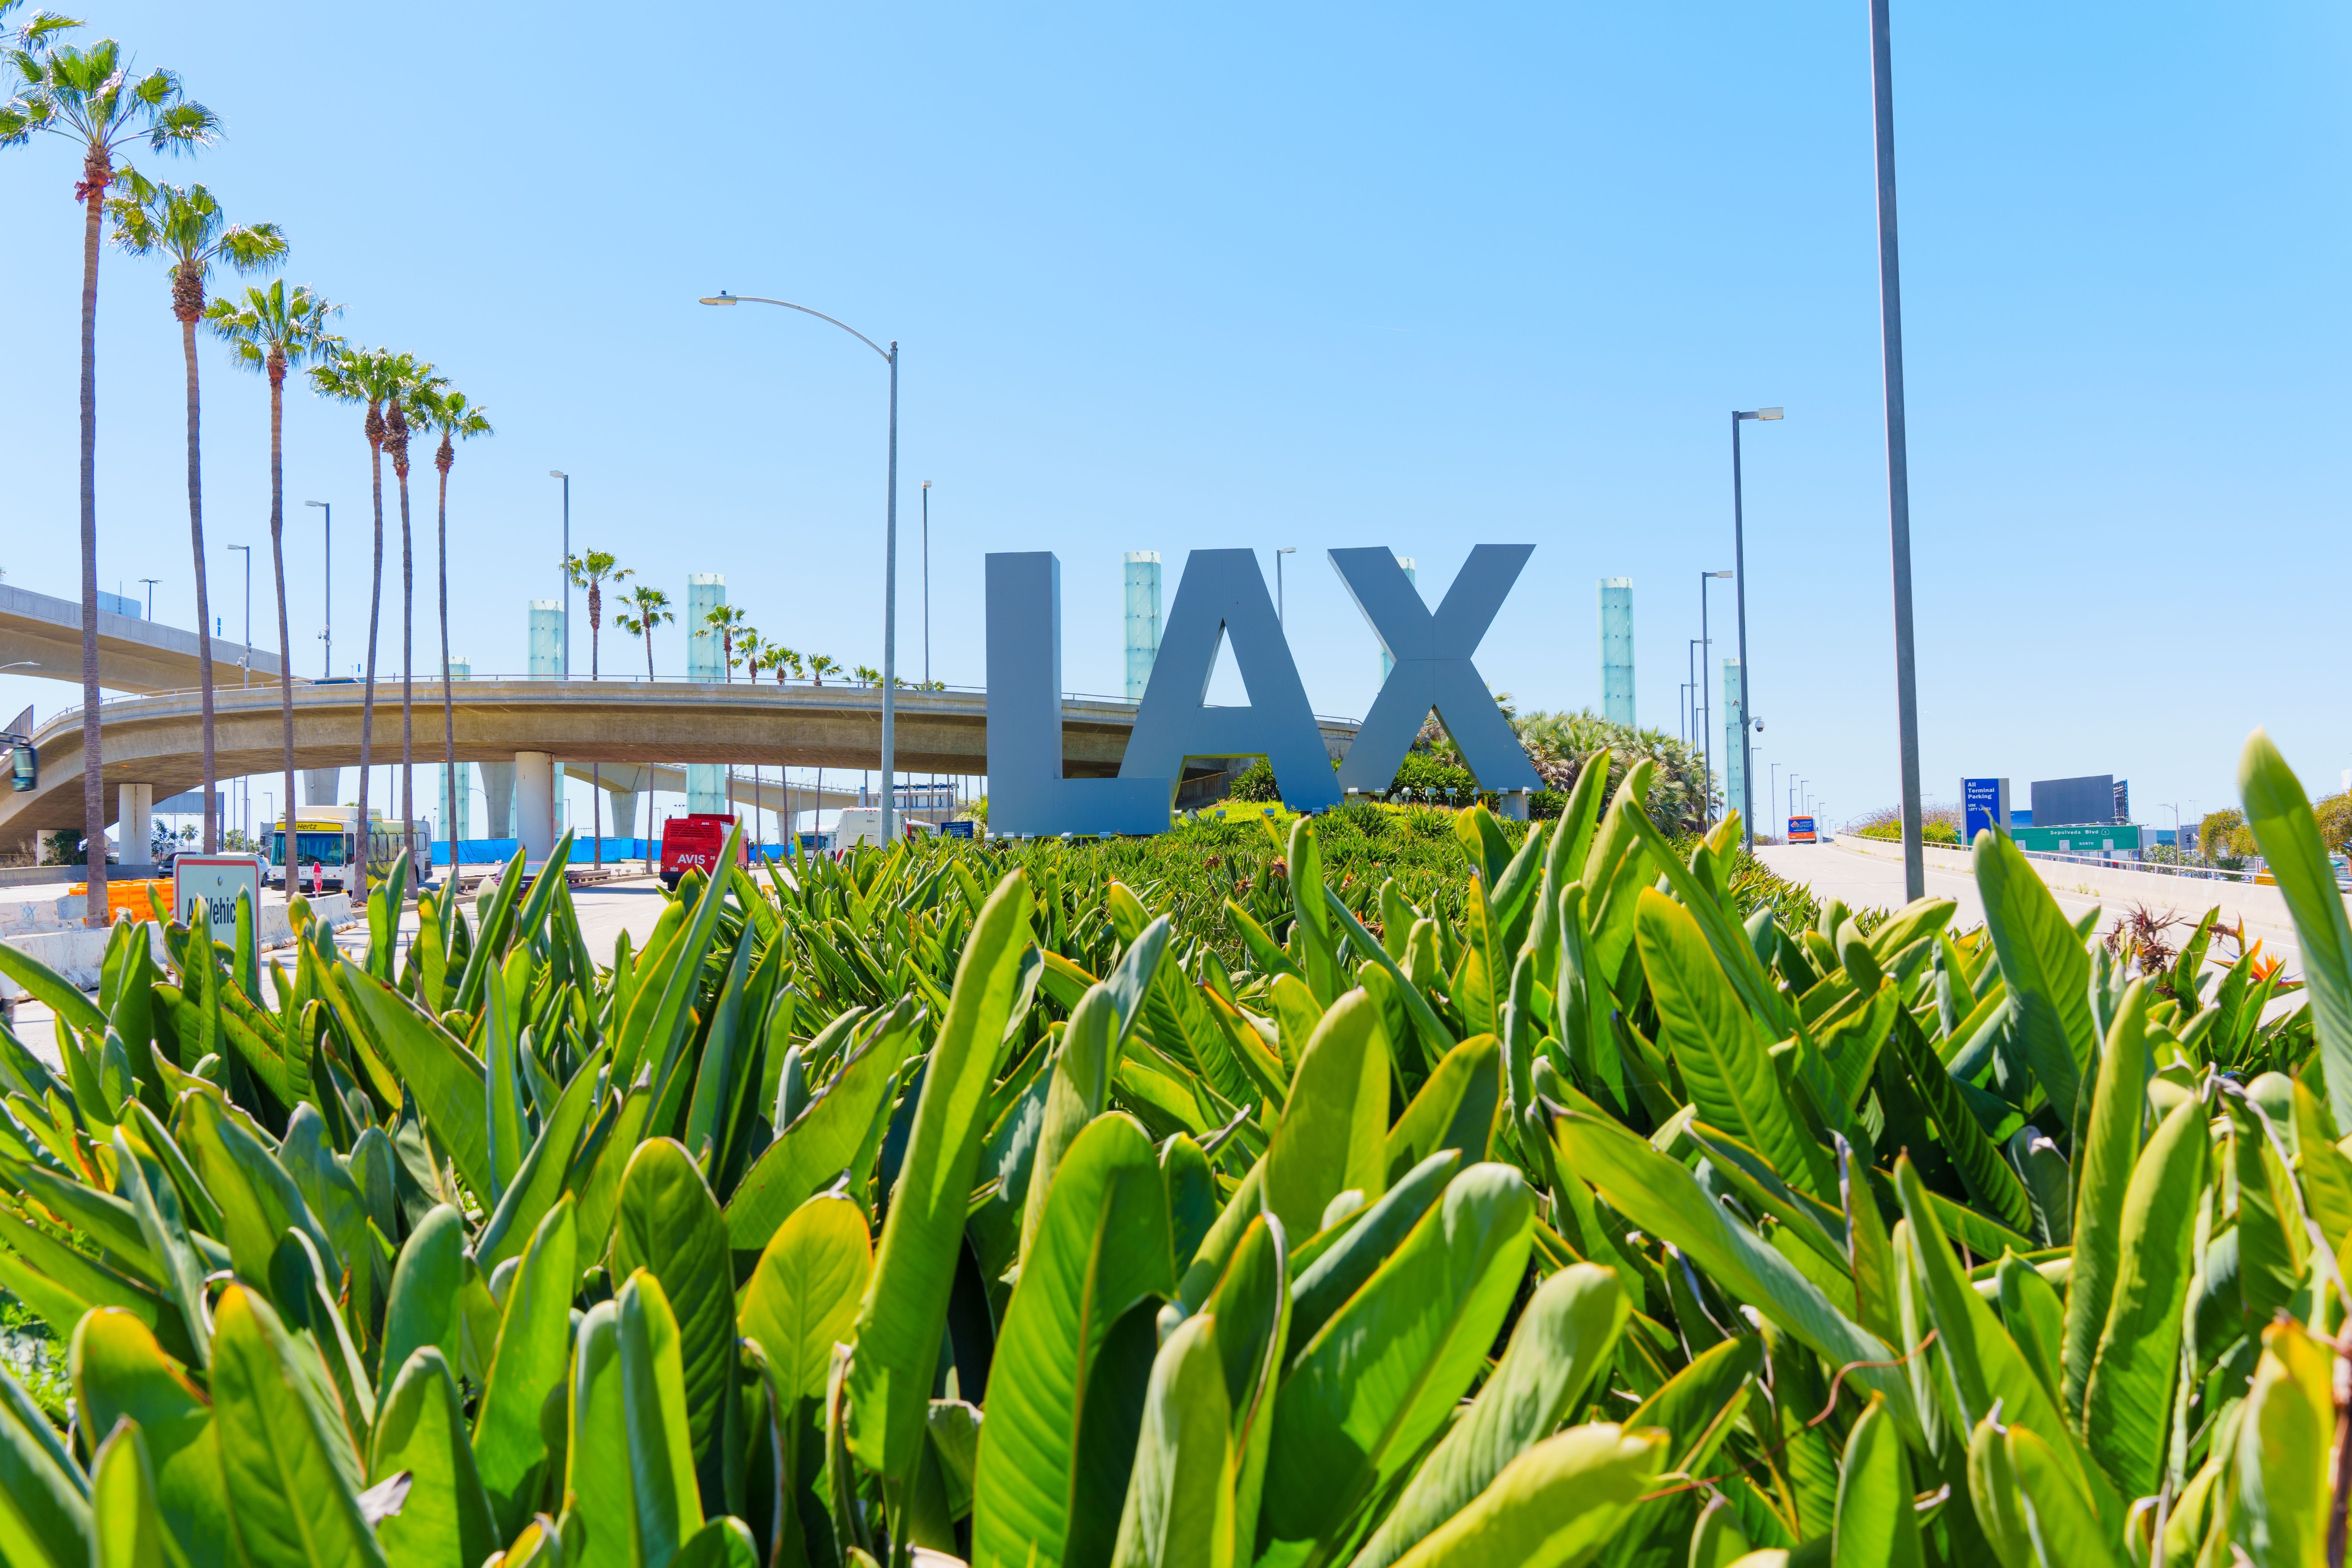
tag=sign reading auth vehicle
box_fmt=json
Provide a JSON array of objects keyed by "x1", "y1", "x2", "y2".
[{"x1": 173, "y1": 855, "x2": 261, "y2": 929}]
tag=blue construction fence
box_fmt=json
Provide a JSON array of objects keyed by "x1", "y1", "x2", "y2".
[{"x1": 433, "y1": 837, "x2": 653, "y2": 865}]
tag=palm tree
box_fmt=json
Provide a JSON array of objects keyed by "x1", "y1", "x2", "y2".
[
  {"x1": 204, "y1": 279, "x2": 342, "y2": 885},
  {"x1": 413, "y1": 385, "x2": 492, "y2": 855},
  {"x1": 616, "y1": 585, "x2": 671, "y2": 678},
  {"x1": 704, "y1": 604, "x2": 748, "y2": 682},
  {"x1": 852, "y1": 663, "x2": 881, "y2": 688},
  {"x1": 309, "y1": 346, "x2": 403, "y2": 894},
  {"x1": 762, "y1": 645, "x2": 801, "y2": 687},
  {"x1": 563, "y1": 551, "x2": 630, "y2": 679},
  {"x1": 2, "y1": 29, "x2": 217, "y2": 922},
  {"x1": 379, "y1": 352, "x2": 441, "y2": 866},
  {"x1": 110, "y1": 172, "x2": 284, "y2": 855},
  {"x1": 807, "y1": 653, "x2": 838, "y2": 688}
]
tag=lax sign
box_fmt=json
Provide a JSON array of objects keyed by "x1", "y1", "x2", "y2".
[{"x1": 985, "y1": 546, "x2": 1539, "y2": 837}]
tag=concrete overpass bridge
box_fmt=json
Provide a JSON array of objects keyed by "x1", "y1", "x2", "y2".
[
  {"x1": 0, "y1": 582, "x2": 287, "y2": 694},
  {"x1": 1, "y1": 677, "x2": 1362, "y2": 855}
]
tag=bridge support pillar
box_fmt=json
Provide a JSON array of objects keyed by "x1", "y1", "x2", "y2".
[
  {"x1": 515, "y1": 752, "x2": 555, "y2": 859},
  {"x1": 303, "y1": 769, "x2": 340, "y2": 806},
  {"x1": 480, "y1": 762, "x2": 515, "y2": 839},
  {"x1": 117, "y1": 784, "x2": 152, "y2": 863}
]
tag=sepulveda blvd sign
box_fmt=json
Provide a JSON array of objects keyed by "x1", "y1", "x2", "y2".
[{"x1": 985, "y1": 545, "x2": 1541, "y2": 837}]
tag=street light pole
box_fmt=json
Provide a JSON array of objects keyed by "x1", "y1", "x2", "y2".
[
  {"x1": 549, "y1": 472, "x2": 571, "y2": 677},
  {"x1": 1699, "y1": 571, "x2": 1731, "y2": 824},
  {"x1": 700, "y1": 291, "x2": 902, "y2": 841},
  {"x1": 1275, "y1": 548, "x2": 1297, "y2": 627},
  {"x1": 921, "y1": 481, "x2": 932, "y2": 686},
  {"x1": 305, "y1": 501, "x2": 331, "y2": 677},
  {"x1": 1869, "y1": 0, "x2": 1926, "y2": 901},
  {"x1": 1731, "y1": 408, "x2": 1782, "y2": 850},
  {"x1": 138, "y1": 578, "x2": 159, "y2": 620},
  {"x1": 227, "y1": 544, "x2": 252, "y2": 688}
]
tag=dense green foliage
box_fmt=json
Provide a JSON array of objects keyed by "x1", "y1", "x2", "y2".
[{"x1": 0, "y1": 733, "x2": 2346, "y2": 1568}]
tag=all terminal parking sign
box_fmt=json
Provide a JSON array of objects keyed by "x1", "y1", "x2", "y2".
[{"x1": 173, "y1": 855, "x2": 260, "y2": 929}]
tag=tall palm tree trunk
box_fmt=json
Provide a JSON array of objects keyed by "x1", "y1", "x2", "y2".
[
  {"x1": 77, "y1": 148, "x2": 108, "y2": 922},
  {"x1": 180, "y1": 294, "x2": 218, "y2": 856},
  {"x1": 390, "y1": 403, "x2": 415, "y2": 868},
  {"x1": 436, "y1": 446, "x2": 454, "y2": 872},
  {"x1": 269, "y1": 353, "x2": 296, "y2": 896},
  {"x1": 355, "y1": 414, "x2": 384, "y2": 896}
]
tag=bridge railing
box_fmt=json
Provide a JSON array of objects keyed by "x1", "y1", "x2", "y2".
[{"x1": 21, "y1": 675, "x2": 1363, "y2": 742}]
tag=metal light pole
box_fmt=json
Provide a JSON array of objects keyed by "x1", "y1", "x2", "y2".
[
  {"x1": 138, "y1": 578, "x2": 159, "y2": 620},
  {"x1": 227, "y1": 544, "x2": 252, "y2": 688},
  {"x1": 1731, "y1": 407, "x2": 1782, "y2": 850},
  {"x1": 701, "y1": 291, "x2": 901, "y2": 841},
  {"x1": 1276, "y1": 548, "x2": 1297, "y2": 627},
  {"x1": 549, "y1": 472, "x2": 571, "y2": 677},
  {"x1": 1869, "y1": 0, "x2": 1926, "y2": 901},
  {"x1": 305, "y1": 501, "x2": 332, "y2": 677},
  {"x1": 1699, "y1": 571, "x2": 1731, "y2": 823},
  {"x1": 921, "y1": 480, "x2": 932, "y2": 686}
]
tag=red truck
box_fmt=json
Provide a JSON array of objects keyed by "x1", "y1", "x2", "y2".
[{"x1": 659, "y1": 813, "x2": 748, "y2": 890}]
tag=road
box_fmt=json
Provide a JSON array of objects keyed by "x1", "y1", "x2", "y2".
[{"x1": 1757, "y1": 837, "x2": 2308, "y2": 980}]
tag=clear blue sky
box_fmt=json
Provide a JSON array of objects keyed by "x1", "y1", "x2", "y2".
[{"x1": 2, "y1": 1, "x2": 2346, "y2": 836}]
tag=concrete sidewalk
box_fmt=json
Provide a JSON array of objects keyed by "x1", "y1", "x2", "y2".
[{"x1": 1757, "y1": 836, "x2": 2314, "y2": 980}]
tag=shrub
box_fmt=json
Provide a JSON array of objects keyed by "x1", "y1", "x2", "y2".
[{"x1": 1226, "y1": 756, "x2": 1281, "y2": 802}]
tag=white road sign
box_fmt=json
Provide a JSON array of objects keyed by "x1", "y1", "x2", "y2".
[{"x1": 173, "y1": 855, "x2": 261, "y2": 930}]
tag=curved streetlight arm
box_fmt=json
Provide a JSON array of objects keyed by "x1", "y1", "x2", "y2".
[{"x1": 702, "y1": 293, "x2": 890, "y2": 363}]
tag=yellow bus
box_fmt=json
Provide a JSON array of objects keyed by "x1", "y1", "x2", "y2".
[{"x1": 270, "y1": 808, "x2": 435, "y2": 893}]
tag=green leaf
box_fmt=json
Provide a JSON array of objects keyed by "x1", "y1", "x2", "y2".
[
  {"x1": 740, "y1": 1193, "x2": 873, "y2": 1405},
  {"x1": 2241, "y1": 729, "x2": 2352, "y2": 1134},
  {"x1": 616, "y1": 1269, "x2": 704, "y2": 1568},
  {"x1": 0, "y1": 938, "x2": 108, "y2": 1035},
  {"x1": 1889, "y1": 1159, "x2": 2112, "y2": 1529},
  {"x1": 972, "y1": 1112, "x2": 1175, "y2": 1568},
  {"x1": 370, "y1": 1348, "x2": 497, "y2": 1568},
  {"x1": 376, "y1": 1204, "x2": 467, "y2": 1412},
  {"x1": 2231, "y1": 1087, "x2": 2309, "y2": 1328},
  {"x1": 1260, "y1": 988, "x2": 1391, "y2": 1247},
  {"x1": 473, "y1": 1196, "x2": 579, "y2": 1538},
  {"x1": 1261, "y1": 1163, "x2": 1535, "y2": 1559},
  {"x1": 1110, "y1": 1312, "x2": 1234, "y2": 1568},
  {"x1": 613, "y1": 1140, "x2": 736, "y2": 1509},
  {"x1": 476, "y1": 1045, "x2": 608, "y2": 1272},
  {"x1": 639, "y1": 828, "x2": 744, "y2": 1107},
  {"x1": 210, "y1": 1283, "x2": 386, "y2": 1568},
  {"x1": 1289, "y1": 1149, "x2": 1460, "y2": 1360},
  {"x1": 1384, "y1": 1034, "x2": 1499, "y2": 1186},
  {"x1": 2005, "y1": 1426, "x2": 2123, "y2": 1568},
  {"x1": 566, "y1": 1301, "x2": 632, "y2": 1568},
  {"x1": 2061, "y1": 980, "x2": 2151, "y2": 1426},
  {"x1": 1350, "y1": 1263, "x2": 1628, "y2": 1568},
  {"x1": 1972, "y1": 828, "x2": 2094, "y2": 1120},
  {"x1": 1617, "y1": 796, "x2": 1793, "y2": 1036},
  {"x1": 1378, "y1": 1423, "x2": 1664, "y2": 1568},
  {"x1": 672, "y1": 1516, "x2": 762, "y2": 1568},
  {"x1": 72, "y1": 1309, "x2": 229, "y2": 1566},
  {"x1": 1552, "y1": 1110, "x2": 1920, "y2": 1442},
  {"x1": 1964, "y1": 1413, "x2": 2035, "y2": 1568},
  {"x1": 847, "y1": 869, "x2": 1034, "y2": 1485},
  {"x1": 1832, "y1": 1395, "x2": 1921, "y2": 1568},
  {"x1": 176, "y1": 1091, "x2": 340, "y2": 1291},
  {"x1": 725, "y1": 1011, "x2": 901, "y2": 1264},
  {"x1": 2235, "y1": 1318, "x2": 2335, "y2": 1568},
  {"x1": 1023, "y1": 983, "x2": 1134, "y2": 1264},
  {"x1": 1886, "y1": 1007, "x2": 2034, "y2": 1234},
  {"x1": 2079, "y1": 1094, "x2": 2210, "y2": 1503},
  {"x1": 483, "y1": 952, "x2": 529, "y2": 1202},
  {"x1": 1636, "y1": 887, "x2": 1827, "y2": 1196},
  {"x1": 88, "y1": 1417, "x2": 164, "y2": 1568},
  {"x1": 330, "y1": 959, "x2": 494, "y2": 1201}
]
